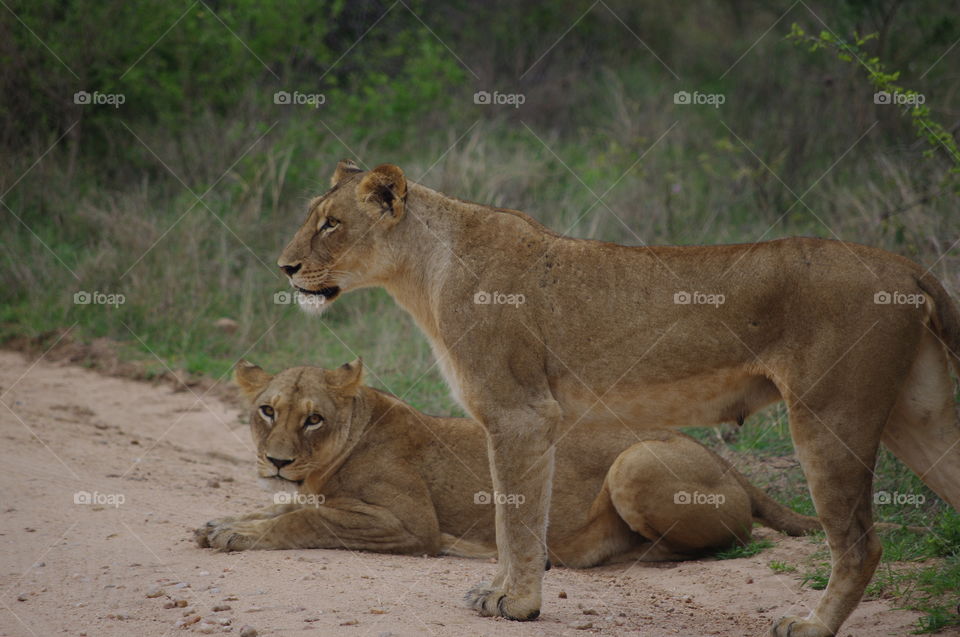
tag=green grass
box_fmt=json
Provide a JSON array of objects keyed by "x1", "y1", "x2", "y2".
[
  {"x1": 795, "y1": 513, "x2": 960, "y2": 632},
  {"x1": 715, "y1": 538, "x2": 775, "y2": 560},
  {"x1": 768, "y1": 560, "x2": 797, "y2": 574}
]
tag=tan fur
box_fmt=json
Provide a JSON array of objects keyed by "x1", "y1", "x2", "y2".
[
  {"x1": 274, "y1": 161, "x2": 960, "y2": 635},
  {"x1": 195, "y1": 361, "x2": 821, "y2": 565}
]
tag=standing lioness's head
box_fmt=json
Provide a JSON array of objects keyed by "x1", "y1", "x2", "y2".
[
  {"x1": 277, "y1": 159, "x2": 408, "y2": 314},
  {"x1": 233, "y1": 359, "x2": 367, "y2": 490}
]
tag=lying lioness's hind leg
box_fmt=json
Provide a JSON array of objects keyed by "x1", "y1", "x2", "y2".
[
  {"x1": 773, "y1": 404, "x2": 884, "y2": 637},
  {"x1": 605, "y1": 440, "x2": 753, "y2": 554},
  {"x1": 549, "y1": 482, "x2": 644, "y2": 568}
]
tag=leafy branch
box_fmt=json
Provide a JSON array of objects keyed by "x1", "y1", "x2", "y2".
[{"x1": 787, "y1": 24, "x2": 960, "y2": 185}]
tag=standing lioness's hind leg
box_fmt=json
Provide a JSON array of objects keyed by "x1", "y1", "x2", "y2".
[
  {"x1": 883, "y1": 329, "x2": 960, "y2": 509},
  {"x1": 772, "y1": 401, "x2": 886, "y2": 637}
]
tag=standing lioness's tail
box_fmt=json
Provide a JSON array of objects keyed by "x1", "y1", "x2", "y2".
[{"x1": 917, "y1": 271, "x2": 960, "y2": 377}]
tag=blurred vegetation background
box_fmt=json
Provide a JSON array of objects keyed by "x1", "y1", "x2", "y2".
[{"x1": 1, "y1": 1, "x2": 959, "y2": 629}]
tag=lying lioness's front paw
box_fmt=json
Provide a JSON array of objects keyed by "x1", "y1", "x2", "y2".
[
  {"x1": 771, "y1": 615, "x2": 834, "y2": 637},
  {"x1": 193, "y1": 516, "x2": 241, "y2": 548},
  {"x1": 204, "y1": 520, "x2": 271, "y2": 551},
  {"x1": 464, "y1": 582, "x2": 540, "y2": 621}
]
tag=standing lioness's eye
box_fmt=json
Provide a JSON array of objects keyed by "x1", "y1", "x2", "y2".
[
  {"x1": 317, "y1": 217, "x2": 340, "y2": 233},
  {"x1": 259, "y1": 405, "x2": 275, "y2": 419}
]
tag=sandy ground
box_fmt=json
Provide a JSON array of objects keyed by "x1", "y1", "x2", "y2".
[{"x1": 0, "y1": 348, "x2": 949, "y2": 637}]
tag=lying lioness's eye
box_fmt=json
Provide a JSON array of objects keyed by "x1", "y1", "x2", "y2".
[
  {"x1": 259, "y1": 405, "x2": 275, "y2": 419},
  {"x1": 304, "y1": 413, "x2": 324, "y2": 428}
]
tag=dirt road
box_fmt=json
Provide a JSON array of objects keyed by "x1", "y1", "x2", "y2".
[{"x1": 0, "y1": 349, "x2": 935, "y2": 636}]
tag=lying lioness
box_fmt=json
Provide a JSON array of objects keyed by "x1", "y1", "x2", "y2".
[
  {"x1": 276, "y1": 161, "x2": 960, "y2": 635},
  {"x1": 195, "y1": 360, "x2": 819, "y2": 565}
]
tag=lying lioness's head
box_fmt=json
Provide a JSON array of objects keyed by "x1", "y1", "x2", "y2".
[
  {"x1": 277, "y1": 160, "x2": 408, "y2": 314},
  {"x1": 233, "y1": 359, "x2": 366, "y2": 489}
]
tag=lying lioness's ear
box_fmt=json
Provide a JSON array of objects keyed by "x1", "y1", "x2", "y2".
[
  {"x1": 234, "y1": 360, "x2": 272, "y2": 402},
  {"x1": 356, "y1": 164, "x2": 406, "y2": 221},
  {"x1": 330, "y1": 158, "x2": 362, "y2": 187},
  {"x1": 328, "y1": 358, "x2": 364, "y2": 396}
]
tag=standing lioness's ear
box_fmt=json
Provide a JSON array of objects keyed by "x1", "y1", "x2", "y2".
[
  {"x1": 330, "y1": 158, "x2": 362, "y2": 187},
  {"x1": 356, "y1": 164, "x2": 407, "y2": 220},
  {"x1": 234, "y1": 360, "x2": 273, "y2": 402}
]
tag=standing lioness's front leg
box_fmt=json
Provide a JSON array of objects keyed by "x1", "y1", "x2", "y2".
[{"x1": 465, "y1": 399, "x2": 561, "y2": 621}]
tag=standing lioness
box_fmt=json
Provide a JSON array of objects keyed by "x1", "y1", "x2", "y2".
[
  {"x1": 195, "y1": 360, "x2": 820, "y2": 563},
  {"x1": 278, "y1": 160, "x2": 960, "y2": 636}
]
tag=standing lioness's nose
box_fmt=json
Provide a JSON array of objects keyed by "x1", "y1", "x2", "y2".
[{"x1": 280, "y1": 262, "x2": 302, "y2": 277}]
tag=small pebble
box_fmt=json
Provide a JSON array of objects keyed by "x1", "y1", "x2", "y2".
[
  {"x1": 145, "y1": 586, "x2": 164, "y2": 598},
  {"x1": 573, "y1": 621, "x2": 593, "y2": 630},
  {"x1": 340, "y1": 619, "x2": 359, "y2": 626},
  {"x1": 369, "y1": 608, "x2": 386, "y2": 614},
  {"x1": 212, "y1": 604, "x2": 231, "y2": 612},
  {"x1": 558, "y1": 590, "x2": 567, "y2": 599},
  {"x1": 175, "y1": 599, "x2": 188, "y2": 608},
  {"x1": 582, "y1": 608, "x2": 598, "y2": 615},
  {"x1": 16, "y1": 593, "x2": 28, "y2": 602},
  {"x1": 239, "y1": 626, "x2": 257, "y2": 637}
]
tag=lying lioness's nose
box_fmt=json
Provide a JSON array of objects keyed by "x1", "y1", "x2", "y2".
[
  {"x1": 267, "y1": 456, "x2": 294, "y2": 469},
  {"x1": 280, "y1": 262, "x2": 302, "y2": 277}
]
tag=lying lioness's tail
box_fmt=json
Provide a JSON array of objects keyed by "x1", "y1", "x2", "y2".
[
  {"x1": 723, "y1": 461, "x2": 926, "y2": 535},
  {"x1": 728, "y1": 467, "x2": 821, "y2": 536}
]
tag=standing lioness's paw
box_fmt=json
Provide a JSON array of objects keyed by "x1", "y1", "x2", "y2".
[
  {"x1": 771, "y1": 615, "x2": 834, "y2": 637},
  {"x1": 465, "y1": 583, "x2": 540, "y2": 621}
]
